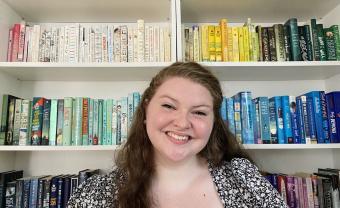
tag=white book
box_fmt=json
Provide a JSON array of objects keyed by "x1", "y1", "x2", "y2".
[
  {"x1": 13, "y1": 99, "x2": 22, "y2": 145},
  {"x1": 137, "y1": 19, "x2": 145, "y2": 62},
  {"x1": 68, "y1": 23, "x2": 80, "y2": 63},
  {"x1": 24, "y1": 26, "x2": 32, "y2": 62},
  {"x1": 19, "y1": 100, "x2": 31, "y2": 146},
  {"x1": 144, "y1": 25, "x2": 150, "y2": 62},
  {"x1": 133, "y1": 28, "x2": 138, "y2": 62},
  {"x1": 32, "y1": 24, "x2": 41, "y2": 62},
  {"x1": 108, "y1": 25, "x2": 114, "y2": 63},
  {"x1": 127, "y1": 27, "x2": 134, "y2": 62},
  {"x1": 159, "y1": 27, "x2": 165, "y2": 62},
  {"x1": 120, "y1": 97, "x2": 128, "y2": 143},
  {"x1": 50, "y1": 26, "x2": 58, "y2": 62},
  {"x1": 89, "y1": 27, "x2": 95, "y2": 62},
  {"x1": 113, "y1": 26, "x2": 121, "y2": 62},
  {"x1": 165, "y1": 27, "x2": 171, "y2": 61},
  {"x1": 38, "y1": 25, "x2": 46, "y2": 62},
  {"x1": 58, "y1": 26, "x2": 65, "y2": 63},
  {"x1": 64, "y1": 25, "x2": 70, "y2": 62},
  {"x1": 120, "y1": 25, "x2": 128, "y2": 62},
  {"x1": 79, "y1": 25, "x2": 85, "y2": 63},
  {"x1": 102, "y1": 25, "x2": 108, "y2": 62},
  {"x1": 84, "y1": 26, "x2": 90, "y2": 63},
  {"x1": 153, "y1": 26, "x2": 160, "y2": 62},
  {"x1": 111, "y1": 99, "x2": 117, "y2": 145},
  {"x1": 193, "y1": 26, "x2": 200, "y2": 62},
  {"x1": 44, "y1": 26, "x2": 52, "y2": 62},
  {"x1": 94, "y1": 25, "x2": 102, "y2": 62},
  {"x1": 149, "y1": 26, "x2": 154, "y2": 62}
]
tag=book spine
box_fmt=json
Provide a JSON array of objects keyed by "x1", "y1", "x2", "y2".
[
  {"x1": 259, "y1": 97, "x2": 270, "y2": 143},
  {"x1": 108, "y1": 25, "x2": 114, "y2": 63},
  {"x1": 220, "y1": 19, "x2": 228, "y2": 61},
  {"x1": 330, "y1": 25, "x2": 340, "y2": 60},
  {"x1": 121, "y1": 97, "x2": 128, "y2": 143},
  {"x1": 256, "y1": 25, "x2": 263, "y2": 61},
  {"x1": 127, "y1": 27, "x2": 134, "y2": 62},
  {"x1": 7, "y1": 29, "x2": 13, "y2": 61},
  {"x1": 233, "y1": 94, "x2": 242, "y2": 143},
  {"x1": 261, "y1": 27, "x2": 270, "y2": 61},
  {"x1": 17, "y1": 22, "x2": 26, "y2": 62},
  {"x1": 11, "y1": 24, "x2": 21, "y2": 62},
  {"x1": 120, "y1": 25, "x2": 128, "y2": 62},
  {"x1": 283, "y1": 25, "x2": 292, "y2": 61},
  {"x1": 299, "y1": 95, "x2": 311, "y2": 144},
  {"x1": 267, "y1": 26, "x2": 277, "y2": 61},
  {"x1": 252, "y1": 99, "x2": 261, "y2": 144},
  {"x1": 208, "y1": 25, "x2": 216, "y2": 61},
  {"x1": 128, "y1": 94, "x2": 134, "y2": 130},
  {"x1": 56, "y1": 99, "x2": 64, "y2": 146},
  {"x1": 324, "y1": 27, "x2": 337, "y2": 60},
  {"x1": 242, "y1": 26, "x2": 250, "y2": 61},
  {"x1": 319, "y1": 91, "x2": 331, "y2": 143},
  {"x1": 57, "y1": 177, "x2": 65, "y2": 208},
  {"x1": 298, "y1": 26, "x2": 309, "y2": 61},
  {"x1": 331, "y1": 92, "x2": 340, "y2": 143},
  {"x1": 31, "y1": 97, "x2": 45, "y2": 145},
  {"x1": 82, "y1": 98, "x2": 89, "y2": 145},
  {"x1": 316, "y1": 24, "x2": 327, "y2": 61},
  {"x1": 93, "y1": 99, "x2": 99, "y2": 145},
  {"x1": 153, "y1": 26, "x2": 160, "y2": 62},
  {"x1": 0, "y1": 95, "x2": 9, "y2": 145},
  {"x1": 29, "y1": 178, "x2": 39, "y2": 208},
  {"x1": 106, "y1": 99, "x2": 113, "y2": 145},
  {"x1": 269, "y1": 97, "x2": 278, "y2": 144},
  {"x1": 281, "y1": 96, "x2": 293, "y2": 144},
  {"x1": 102, "y1": 100, "x2": 107, "y2": 145},
  {"x1": 303, "y1": 25, "x2": 314, "y2": 61},
  {"x1": 226, "y1": 97, "x2": 235, "y2": 135},
  {"x1": 49, "y1": 177, "x2": 58, "y2": 208},
  {"x1": 305, "y1": 93, "x2": 318, "y2": 144},
  {"x1": 13, "y1": 98, "x2": 22, "y2": 145},
  {"x1": 137, "y1": 19, "x2": 145, "y2": 62},
  {"x1": 285, "y1": 18, "x2": 302, "y2": 61},
  {"x1": 326, "y1": 93, "x2": 338, "y2": 142},
  {"x1": 231, "y1": 27, "x2": 239, "y2": 62},
  {"x1": 238, "y1": 27, "x2": 245, "y2": 62},
  {"x1": 101, "y1": 25, "x2": 108, "y2": 62},
  {"x1": 311, "y1": 19, "x2": 321, "y2": 61},
  {"x1": 227, "y1": 27, "x2": 233, "y2": 61},
  {"x1": 41, "y1": 99, "x2": 51, "y2": 145},
  {"x1": 193, "y1": 25, "x2": 200, "y2": 62},
  {"x1": 88, "y1": 98, "x2": 94, "y2": 145},
  {"x1": 98, "y1": 99, "x2": 104, "y2": 145},
  {"x1": 111, "y1": 99, "x2": 117, "y2": 145},
  {"x1": 19, "y1": 100, "x2": 32, "y2": 146},
  {"x1": 240, "y1": 92, "x2": 254, "y2": 144},
  {"x1": 289, "y1": 96, "x2": 300, "y2": 144},
  {"x1": 49, "y1": 99, "x2": 58, "y2": 146},
  {"x1": 72, "y1": 97, "x2": 83, "y2": 145},
  {"x1": 220, "y1": 97, "x2": 227, "y2": 123},
  {"x1": 274, "y1": 24, "x2": 286, "y2": 61},
  {"x1": 37, "y1": 178, "x2": 44, "y2": 208},
  {"x1": 62, "y1": 97, "x2": 73, "y2": 146}
]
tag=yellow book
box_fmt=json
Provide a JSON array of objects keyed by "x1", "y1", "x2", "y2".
[
  {"x1": 227, "y1": 27, "x2": 233, "y2": 61},
  {"x1": 201, "y1": 25, "x2": 209, "y2": 61},
  {"x1": 208, "y1": 25, "x2": 216, "y2": 61},
  {"x1": 243, "y1": 26, "x2": 250, "y2": 62},
  {"x1": 244, "y1": 18, "x2": 254, "y2": 61},
  {"x1": 219, "y1": 19, "x2": 228, "y2": 61},
  {"x1": 215, "y1": 26, "x2": 222, "y2": 62},
  {"x1": 232, "y1": 27, "x2": 239, "y2": 62},
  {"x1": 238, "y1": 27, "x2": 244, "y2": 62}
]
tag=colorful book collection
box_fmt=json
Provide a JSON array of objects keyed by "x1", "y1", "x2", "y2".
[
  {"x1": 220, "y1": 91, "x2": 340, "y2": 144},
  {"x1": 7, "y1": 19, "x2": 171, "y2": 63},
  {"x1": 0, "y1": 92, "x2": 141, "y2": 146},
  {"x1": 0, "y1": 169, "x2": 99, "y2": 208},
  {"x1": 184, "y1": 18, "x2": 340, "y2": 62},
  {"x1": 264, "y1": 168, "x2": 340, "y2": 208}
]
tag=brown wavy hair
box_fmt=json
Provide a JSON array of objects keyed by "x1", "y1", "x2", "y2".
[{"x1": 115, "y1": 62, "x2": 252, "y2": 208}]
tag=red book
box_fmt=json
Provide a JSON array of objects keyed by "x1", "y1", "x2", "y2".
[{"x1": 11, "y1": 24, "x2": 21, "y2": 62}]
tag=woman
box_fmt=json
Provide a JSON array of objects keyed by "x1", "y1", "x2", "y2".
[{"x1": 67, "y1": 62, "x2": 287, "y2": 208}]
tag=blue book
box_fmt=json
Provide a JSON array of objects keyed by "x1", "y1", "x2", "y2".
[
  {"x1": 49, "y1": 176, "x2": 60, "y2": 208},
  {"x1": 319, "y1": 91, "x2": 330, "y2": 143},
  {"x1": 128, "y1": 93, "x2": 134, "y2": 130},
  {"x1": 232, "y1": 93, "x2": 242, "y2": 143},
  {"x1": 258, "y1": 97, "x2": 271, "y2": 144},
  {"x1": 252, "y1": 99, "x2": 261, "y2": 144},
  {"x1": 226, "y1": 98, "x2": 235, "y2": 135},
  {"x1": 63, "y1": 176, "x2": 71, "y2": 208},
  {"x1": 289, "y1": 96, "x2": 300, "y2": 144},
  {"x1": 240, "y1": 92, "x2": 254, "y2": 144},
  {"x1": 326, "y1": 92, "x2": 339, "y2": 143},
  {"x1": 297, "y1": 95, "x2": 310, "y2": 144},
  {"x1": 270, "y1": 96, "x2": 284, "y2": 144},
  {"x1": 102, "y1": 100, "x2": 107, "y2": 145},
  {"x1": 333, "y1": 92, "x2": 340, "y2": 143},
  {"x1": 133, "y1": 92, "x2": 140, "y2": 114},
  {"x1": 220, "y1": 97, "x2": 227, "y2": 122},
  {"x1": 305, "y1": 93, "x2": 318, "y2": 144},
  {"x1": 269, "y1": 97, "x2": 278, "y2": 144},
  {"x1": 29, "y1": 177, "x2": 40, "y2": 208},
  {"x1": 57, "y1": 176, "x2": 65, "y2": 208},
  {"x1": 281, "y1": 96, "x2": 293, "y2": 144}
]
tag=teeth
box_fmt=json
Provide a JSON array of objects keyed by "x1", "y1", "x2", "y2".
[{"x1": 167, "y1": 132, "x2": 189, "y2": 141}]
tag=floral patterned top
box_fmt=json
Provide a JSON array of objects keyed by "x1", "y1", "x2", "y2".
[{"x1": 67, "y1": 158, "x2": 288, "y2": 208}]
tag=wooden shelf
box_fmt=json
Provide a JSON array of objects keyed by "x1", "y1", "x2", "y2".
[{"x1": 1, "y1": 61, "x2": 340, "y2": 81}]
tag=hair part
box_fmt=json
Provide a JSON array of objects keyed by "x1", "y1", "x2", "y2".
[{"x1": 115, "y1": 62, "x2": 252, "y2": 208}]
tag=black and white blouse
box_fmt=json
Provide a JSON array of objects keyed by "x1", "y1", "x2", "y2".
[{"x1": 67, "y1": 158, "x2": 288, "y2": 207}]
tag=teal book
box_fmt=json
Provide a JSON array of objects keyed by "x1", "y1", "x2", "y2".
[
  {"x1": 41, "y1": 99, "x2": 51, "y2": 145},
  {"x1": 324, "y1": 27, "x2": 337, "y2": 61},
  {"x1": 93, "y1": 99, "x2": 99, "y2": 145},
  {"x1": 311, "y1": 19, "x2": 321, "y2": 60},
  {"x1": 111, "y1": 99, "x2": 117, "y2": 145},
  {"x1": 98, "y1": 99, "x2": 104, "y2": 145},
  {"x1": 258, "y1": 97, "x2": 270, "y2": 144},
  {"x1": 102, "y1": 100, "x2": 107, "y2": 145},
  {"x1": 82, "y1": 98, "x2": 89, "y2": 146},
  {"x1": 316, "y1": 24, "x2": 327, "y2": 61},
  {"x1": 62, "y1": 97, "x2": 73, "y2": 146},
  {"x1": 303, "y1": 25, "x2": 313, "y2": 61},
  {"x1": 128, "y1": 93, "x2": 134, "y2": 130},
  {"x1": 116, "y1": 99, "x2": 122, "y2": 145},
  {"x1": 232, "y1": 93, "x2": 242, "y2": 143},
  {"x1": 72, "y1": 97, "x2": 83, "y2": 146},
  {"x1": 239, "y1": 92, "x2": 254, "y2": 144},
  {"x1": 133, "y1": 92, "x2": 140, "y2": 114},
  {"x1": 88, "y1": 98, "x2": 94, "y2": 145},
  {"x1": 284, "y1": 18, "x2": 301, "y2": 61},
  {"x1": 330, "y1": 25, "x2": 340, "y2": 60},
  {"x1": 49, "y1": 99, "x2": 58, "y2": 146},
  {"x1": 120, "y1": 97, "x2": 128, "y2": 143},
  {"x1": 56, "y1": 99, "x2": 64, "y2": 146},
  {"x1": 106, "y1": 99, "x2": 113, "y2": 145}
]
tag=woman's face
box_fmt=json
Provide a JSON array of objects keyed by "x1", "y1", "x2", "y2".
[{"x1": 145, "y1": 77, "x2": 214, "y2": 164}]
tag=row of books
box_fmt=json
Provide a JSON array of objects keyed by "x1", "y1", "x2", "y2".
[
  {"x1": 7, "y1": 20, "x2": 171, "y2": 63},
  {"x1": 0, "y1": 169, "x2": 99, "y2": 208},
  {"x1": 264, "y1": 168, "x2": 340, "y2": 208},
  {"x1": 221, "y1": 91, "x2": 340, "y2": 144},
  {"x1": 184, "y1": 18, "x2": 340, "y2": 62},
  {"x1": 0, "y1": 93, "x2": 141, "y2": 146}
]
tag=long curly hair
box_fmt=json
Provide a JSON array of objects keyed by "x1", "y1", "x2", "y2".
[{"x1": 115, "y1": 62, "x2": 252, "y2": 208}]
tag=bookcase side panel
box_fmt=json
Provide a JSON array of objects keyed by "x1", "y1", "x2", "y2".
[{"x1": 0, "y1": 1, "x2": 22, "y2": 61}]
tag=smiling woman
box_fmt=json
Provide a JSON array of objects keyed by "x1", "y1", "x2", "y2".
[{"x1": 67, "y1": 62, "x2": 288, "y2": 208}]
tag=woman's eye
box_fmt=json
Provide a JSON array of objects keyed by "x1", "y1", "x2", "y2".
[
  {"x1": 162, "y1": 104, "x2": 175, "y2": 109},
  {"x1": 194, "y1": 111, "x2": 206, "y2": 116}
]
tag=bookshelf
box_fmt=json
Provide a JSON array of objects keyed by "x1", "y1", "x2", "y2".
[{"x1": 0, "y1": 0, "x2": 339, "y2": 178}]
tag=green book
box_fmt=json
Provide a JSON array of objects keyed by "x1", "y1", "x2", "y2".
[
  {"x1": 98, "y1": 99, "x2": 104, "y2": 145},
  {"x1": 303, "y1": 25, "x2": 313, "y2": 61},
  {"x1": 311, "y1": 19, "x2": 321, "y2": 61},
  {"x1": 62, "y1": 97, "x2": 73, "y2": 146},
  {"x1": 316, "y1": 24, "x2": 327, "y2": 61},
  {"x1": 324, "y1": 27, "x2": 337, "y2": 60},
  {"x1": 106, "y1": 99, "x2": 113, "y2": 145},
  {"x1": 274, "y1": 24, "x2": 286, "y2": 61},
  {"x1": 284, "y1": 18, "x2": 301, "y2": 61},
  {"x1": 330, "y1": 25, "x2": 340, "y2": 60},
  {"x1": 49, "y1": 99, "x2": 58, "y2": 146},
  {"x1": 72, "y1": 97, "x2": 83, "y2": 146}
]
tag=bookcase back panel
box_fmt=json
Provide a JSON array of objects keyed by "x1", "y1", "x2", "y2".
[
  {"x1": 320, "y1": 4, "x2": 340, "y2": 26},
  {"x1": 19, "y1": 81, "x2": 149, "y2": 100},
  {"x1": 325, "y1": 74, "x2": 340, "y2": 92},
  {"x1": 333, "y1": 150, "x2": 340, "y2": 169},
  {"x1": 4, "y1": 0, "x2": 173, "y2": 23},
  {"x1": 220, "y1": 80, "x2": 326, "y2": 98},
  {"x1": 0, "y1": 152, "x2": 15, "y2": 172},
  {"x1": 14, "y1": 151, "x2": 116, "y2": 177},
  {"x1": 179, "y1": 0, "x2": 340, "y2": 23},
  {"x1": 0, "y1": 72, "x2": 22, "y2": 118},
  {"x1": 0, "y1": 1, "x2": 22, "y2": 61},
  {"x1": 249, "y1": 149, "x2": 336, "y2": 174}
]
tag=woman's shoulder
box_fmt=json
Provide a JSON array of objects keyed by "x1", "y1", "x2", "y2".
[{"x1": 67, "y1": 168, "x2": 125, "y2": 208}]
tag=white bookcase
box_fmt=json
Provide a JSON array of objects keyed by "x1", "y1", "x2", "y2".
[{"x1": 0, "y1": 0, "x2": 340, "y2": 177}]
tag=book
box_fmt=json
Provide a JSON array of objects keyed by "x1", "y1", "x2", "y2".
[
  {"x1": 284, "y1": 18, "x2": 302, "y2": 61},
  {"x1": 31, "y1": 97, "x2": 45, "y2": 145}
]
